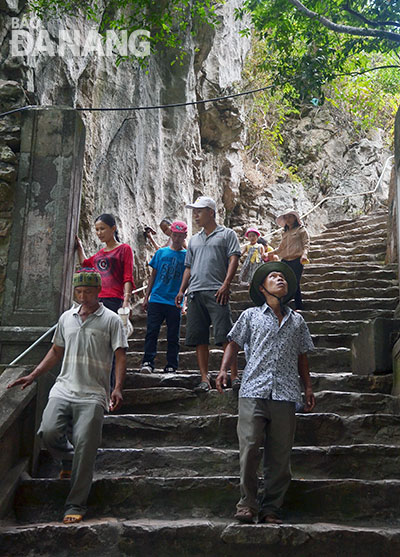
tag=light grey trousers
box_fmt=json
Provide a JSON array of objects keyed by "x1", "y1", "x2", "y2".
[
  {"x1": 236, "y1": 397, "x2": 296, "y2": 517},
  {"x1": 38, "y1": 397, "x2": 104, "y2": 516}
]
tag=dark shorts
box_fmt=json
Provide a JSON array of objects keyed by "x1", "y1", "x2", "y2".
[{"x1": 185, "y1": 290, "x2": 233, "y2": 346}]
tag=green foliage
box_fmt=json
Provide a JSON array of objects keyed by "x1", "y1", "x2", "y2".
[
  {"x1": 237, "y1": 0, "x2": 400, "y2": 105},
  {"x1": 326, "y1": 52, "x2": 400, "y2": 136},
  {"x1": 243, "y1": 38, "x2": 400, "y2": 174},
  {"x1": 28, "y1": 0, "x2": 221, "y2": 66}
]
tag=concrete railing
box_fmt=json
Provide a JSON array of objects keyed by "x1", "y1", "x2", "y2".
[{"x1": 0, "y1": 366, "x2": 37, "y2": 518}]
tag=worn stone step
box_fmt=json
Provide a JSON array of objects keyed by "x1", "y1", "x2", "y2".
[
  {"x1": 35, "y1": 443, "x2": 400, "y2": 481},
  {"x1": 308, "y1": 253, "x2": 387, "y2": 265},
  {"x1": 118, "y1": 386, "x2": 397, "y2": 415},
  {"x1": 301, "y1": 263, "x2": 396, "y2": 276},
  {"x1": 309, "y1": 242, "x2": 386, "y2": 258},
  {"x1": 128, "y1": 345, "x2": 351, "y2": 374},
  {"x1": 301, "y1": 308, "x2": 393, "y2": 322},
  {"x1": 302, "y1": 287, "x2": 398, "y2": 300},
  {"x1": 323, "y1": 212, "x2": 387, "y2": 230},
  {"x1": 231, "y1": 296, "x2": 397, "y2": 313},
  {"x1": 302, "y1": 278, "x2": 398, "y2": 292},
  {"x1": 123, "y1": 371, "x2": 392, "y2": 394},
  {"x1": 102, "y1": 412, "x2": 400, "y2": 449},
  {"x1": 4, "y1": 519, "x2": 400, "y2": 557},
  {"x1": 13, "y1": 476, "x2": 400, "y2": 524},
  {"x1": 312, "y1": 226, "x2": 387, "y2": 243},
  {"x1": 314, "y1": 391, "x2": 400, "y2": 416},
  {"x1": 306, "y1": 320, "x2": 368, "y2": 334}
]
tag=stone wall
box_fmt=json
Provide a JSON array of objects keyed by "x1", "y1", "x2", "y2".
[
  {"x1": 0, "y1": 80, "x2": 23, "y2": 309},
  {"x1": 388, "y1": 106, "x2": 400, "y2": 267}
]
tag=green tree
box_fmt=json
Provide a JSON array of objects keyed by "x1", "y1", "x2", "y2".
[
  {"x1": 28, "y1": 0, "x2": 221, "y2": 66},
  {"x1": 237, "y1": 0, "x2": 400, "y2": 103}
]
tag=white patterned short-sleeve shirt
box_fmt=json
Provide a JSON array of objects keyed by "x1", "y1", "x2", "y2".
[{"x1": 228, "y1": 304, "x2": 315, "y2": 403}]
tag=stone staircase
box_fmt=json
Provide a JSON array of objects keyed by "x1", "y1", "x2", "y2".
[{"x1": 2, "y1": 211, "x2": 400, "y2": 556}]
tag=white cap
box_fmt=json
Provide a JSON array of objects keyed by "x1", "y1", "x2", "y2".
[
  {"x1": 276, "y1": 209, "x2": 302, "y2": 228},
  {"x1": 185, "y1": 196, "x2": 217, "y2": 213}
]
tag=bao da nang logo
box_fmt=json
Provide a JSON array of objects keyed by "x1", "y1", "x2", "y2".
[{"x1": 10, "y1": 17, "x2": 151, "y2": 58}]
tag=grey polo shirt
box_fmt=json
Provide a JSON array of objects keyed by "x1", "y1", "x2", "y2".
[
  {"x1": 49, "y1": 303, "x2": 128, "y2": 410},
  {"x1": 185, "y1": 225, "x2": 241, "y2": 293}
]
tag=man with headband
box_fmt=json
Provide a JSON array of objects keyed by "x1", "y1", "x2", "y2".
[
  {"x1": 8, "y1": 268, "x2": 128, "y2": 525},
  {"x1": 216, "y1": 261, "x2": 315, "y2": 524}
]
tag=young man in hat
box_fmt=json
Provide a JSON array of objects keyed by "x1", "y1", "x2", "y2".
[
  {"x1": 8, "y1": 268, "x2": 128, "y2": 524},
  {"x1": 216, "y1": 262, "x2": 315, "y2": 524},
  {"x1": 175, "y1": 196, "x2": 241, "y2": 392},
  {"x1": 141, "y1": 221, "x2": 188, "y2": 373}
]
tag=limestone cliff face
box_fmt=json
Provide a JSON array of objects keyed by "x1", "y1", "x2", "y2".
[
  {"x1": 0, "y1": 0, "x2": 394, "y2": 292},
  {"x1": 0, "y1": 0, "x2": 251, "y2": 285}
]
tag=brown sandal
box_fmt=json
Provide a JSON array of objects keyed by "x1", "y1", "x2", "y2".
[
  {"x1": 259, "y1": 513, "x2": 283, "y2": 524},
  {"x1": 234, "y1": 507, "x2": 255, "y2": 523}
]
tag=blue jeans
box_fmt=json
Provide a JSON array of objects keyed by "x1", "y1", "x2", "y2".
[
  {"x1": 282, "y1": 258, "x2": 304, "y2": 310},
  {"x1": 143, "y1": 302, "x2": 181, "y2": 369}
]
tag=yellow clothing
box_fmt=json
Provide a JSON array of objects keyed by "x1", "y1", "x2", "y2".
[
  {"x1": 245, "y1": 243, "x2": 262, "y2": 263},
  {"x1": 275, "y1": 225, "x2": 309, "y2": 261}
]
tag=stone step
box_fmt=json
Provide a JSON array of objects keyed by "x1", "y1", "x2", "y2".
[
  {"x1": 311, "y1": 226, "x2": 387, "y2": 244},
  {"x1": 13, "y1": 476, "x2": 400, "y2": 524},
  {"x1": 306, "y1": 320, "x2": 368, "y2": 334},
  {"x1": 35, "y1": 443, "x2": 400, "y2": 481},
  {"x1": 300, "y1": 264, "x2": 396, "y2": 276},
  {"x1": 231, "y1": 297, "x2": 398, "y2": 313},
  {"x1": 3, "y1": 519, "x2": 400, "y2": 557},
  {"x1": 124, "y1": 371, "x2": 392, "y2": 394},
  {"x1": 323, "y1": 212, "x2": 387, "y2": 231},
  {"x1": 301, "y1": 308, "x2": 394, "y2": 322},
  {"x1": 309, "y1": 242, "x2": 386, "y2": 258},
  {"x1": 302, "y1": 287, "x2": 398, "y2": 300},
  {"x1": 118, "y1": 387, "x2": 397, "y2": 415},
  {"x1": 308, "y1": 253, "x2": 387, "y2": 265},
  {"x1": 128, "y1": 332, "x2": 354, "y2": 351},
  {"x1": 126, "y1": 346, "x2": 351, "y2": 373},
  {"x1": 302, "y1": 278, "x2": 398, "y2": 291},
  {"x1": 102, "y1": 412, "x2": 400, "y2": 449}
]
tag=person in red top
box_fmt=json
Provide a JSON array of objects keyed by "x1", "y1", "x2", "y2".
[{"x1": 75, "y1": 214, "x2": 135, "y2": 314}]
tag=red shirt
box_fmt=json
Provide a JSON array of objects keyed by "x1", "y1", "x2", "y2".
[{"x1": 82, "y1": 243, "x2": 135, "y2": 299}]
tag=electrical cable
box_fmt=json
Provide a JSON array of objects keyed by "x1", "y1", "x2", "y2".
[{"x1": 0, "y1": 84, "x2": 275, "y2": 119}]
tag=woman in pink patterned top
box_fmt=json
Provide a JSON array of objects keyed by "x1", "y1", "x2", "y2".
[{"x1": 75, "y1": 214, "x2": 135, "y2": 314}]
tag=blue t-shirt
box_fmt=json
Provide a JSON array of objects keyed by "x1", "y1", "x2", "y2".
[{"x1": 149, "y1": 247, "x2": 187, "y2": 306}]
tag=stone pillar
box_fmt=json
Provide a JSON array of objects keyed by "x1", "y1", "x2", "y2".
[
  {"x1": 1, "y1": 107, "x2": 85, "y2": 334},
  {"x1": 0, "y1": 107, "x2": 85, "y2": 473},
  {"x1": 395, "y1": 107, "x2": 400, "y2": 283}
]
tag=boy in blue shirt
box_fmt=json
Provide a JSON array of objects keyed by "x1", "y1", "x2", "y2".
[{"x1": 141, "y1": 221, "x2": 188, "y2": 373}]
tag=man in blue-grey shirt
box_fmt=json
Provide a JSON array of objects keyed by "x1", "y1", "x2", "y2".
[
  {"x1": 176, "y1": 196, "x2": 241, "y2": 392},
  {"x1": 217, "y1": 261, "x2": 315, "y2": 525}
]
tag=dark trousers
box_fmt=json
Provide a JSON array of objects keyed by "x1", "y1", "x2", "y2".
[
  {"x1": 144, "y1": 302, "x2": 181, "y2": 369},
  {"x1": 237, "y1": 398, "x2": 296, "y2": 517},
  {"x1": 282, "y1": 258, "x2": 304, "y2": 310},
  {"x1": 100, "y1": 297, "x2": 123, "y2": 390}
]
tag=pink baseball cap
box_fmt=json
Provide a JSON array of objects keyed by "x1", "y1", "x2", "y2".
[
  {"x1": 170, "y1": 221, "x2": 188, "y2": 233},
  {"x1": 245, "y1": 227, "x2": 261, "y2": 238}
]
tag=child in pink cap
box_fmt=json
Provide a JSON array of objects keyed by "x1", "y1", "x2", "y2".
[{"x1": 239, "y1": 228, "x2": 265, "y2": 286}]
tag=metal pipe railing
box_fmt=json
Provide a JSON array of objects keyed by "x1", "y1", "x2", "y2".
[
  {"x1": 2, "y1": 285, "x2": 147, "y2": 369},
  {"x1": 267, "y1": 155, "x2": 394, "y2": 242}
]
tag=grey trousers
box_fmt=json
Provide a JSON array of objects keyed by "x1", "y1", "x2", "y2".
[
  {"x1": 38, "y1": 397, "x2": 104, "y2": 516},
  {"x1": 236, "y1": 397, "x2": 296, "y2": 517}
]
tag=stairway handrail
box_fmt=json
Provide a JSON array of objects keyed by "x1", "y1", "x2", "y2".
[
  {"x1": 3, "y1": 285, "x2": 148, "y2": 369},
  {"x1": 267, "y1": 154, "x2": 394, "y2": 241}
]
